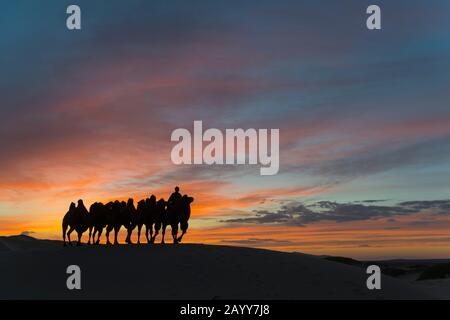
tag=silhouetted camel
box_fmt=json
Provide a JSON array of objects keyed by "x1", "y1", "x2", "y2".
[
  {"x1": 120, "y1": 197, "x2": 164, "y2": 244},
  {"x1": 132, "y1": 199, "x2": 146, "y2": 244},
  {"x1": 124, "y1": 198, "x2": 140, "y2": 244},
  {"x1": 90, "y1": 202, "x2": 109, "y2": 244},
  {"x1": 162, "y1": 198, "x2": 184, "y2": 244},
  {"x1": 142, "y1": 195, "x2": 157, "y2": 243},
  {"x1": 104, "y1": 200, "x2": 128, "y2": 245},
  {"x1": 161, "y1": 195, "x2": 194, "y2": 244},
  {"x1": 62, "y1": 199, "x2": 93, "y2": 246},
  {"x1": 150, "y1": 198, "x2": 166, "y2": 243},
  {"x1": 62, "y1": 202, "x2": 76, "y2": 246},
  {"x1": 62, "y1": 190, "x2": 193, "y2": 245},
  {"x1": 177, "y1": 195, "x2": 194, "y2": 243}
]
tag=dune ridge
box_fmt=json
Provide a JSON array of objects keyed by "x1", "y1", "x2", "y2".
[{"x1": 0, "y1": 235, "x2": 433, "y2": 299}]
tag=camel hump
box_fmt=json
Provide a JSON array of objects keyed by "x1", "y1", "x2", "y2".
[
  {"x1": 63, "y1": 202, "x2": 77, "y2": 218},
  {"x1": 76, "y1": 199, "x2": 88, "y2": 214},
  {"x1": 137, "y1": 200, "x2": 146, "y2": 211},
  {"x1": 89, "y1": 202, "x2": 97, "y2": 212}
]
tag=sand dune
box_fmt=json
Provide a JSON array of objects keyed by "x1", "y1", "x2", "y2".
[{"x1": 0, "y1": 235, "x2": 433, "y2": 299}]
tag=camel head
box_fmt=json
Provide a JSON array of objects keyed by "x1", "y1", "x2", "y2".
[{"x1": 183, "y1": 195, "x2": 194, "y2": 204}]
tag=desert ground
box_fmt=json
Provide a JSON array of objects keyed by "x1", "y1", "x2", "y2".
[
  {"x1": 324, "y1": 256, "x2": 450, "y2": 299},
  {"x1": 0, "y1": 235, "x2": 447, "y2": 300}
]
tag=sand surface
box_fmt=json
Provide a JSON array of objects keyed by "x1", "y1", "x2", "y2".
[{"x1": 0, "y1": 235, "x2": 434, "y2": 299}]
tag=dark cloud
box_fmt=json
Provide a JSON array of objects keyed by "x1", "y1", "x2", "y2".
[
  {"x1": 384, "y1": 227, "x2": 401, "y2": 230},
  {"x1": 222, "y1": 199, "x2": 450, "y2": 226},
  {"x1": 220, "y1": 238, "x2": 295, "y2": 247},
  {"x1": 223, "y1": 203, "x2": 312, "y2": 226},
  {"x1": 399, "y1": 200, "x2": 450, "y2": 213},
  {"x1": 404, "y1": 220, "x2": 437, "y2": 227}
]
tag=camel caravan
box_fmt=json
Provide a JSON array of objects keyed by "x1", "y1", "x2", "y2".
[{"x1": 62, "y1": 187, "x2": 193, "y2": 246}]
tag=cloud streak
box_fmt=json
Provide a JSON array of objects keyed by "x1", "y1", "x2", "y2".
[{"x1": 223, "y1": 200, "x2": 450, "y2": 226}]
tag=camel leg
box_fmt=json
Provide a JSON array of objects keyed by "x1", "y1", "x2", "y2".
[
  {"x1": 67, "y1": 226, "x2": 75, "y2": 246},
  {"x1": 145, "y1": 225, "x2": 150, "y2": 243},
  {"x1": 178, "y1": 222, "x2": 188, "y2": 243},
  {"x1": 137, "y1": 225, "x2": 142, "y2": 244},
  {"x1": 161, "y1": 224, "x2": 167, "y2": 244},
  {"x1": 92, "y1": 228, "x2": 97, "y2": 244},
  {"x1": 92, "y1": 227, "x2": 98, "y2": 244},
  {"x1": 172, "y1": 224, "x2": 179, "y2": 244},
  {"x1": 96, "y1": 227, "x2": 103, "y2": 244},
  {"x1": 152, "y1": 224, "x2": 160, "y2": 243},
  {"x1": 88, "y1": 226, "x2": 93, "y2": 245},
  {"x1": 62, "y1": 222, "x2": 68, "y2": 247},
  {"x1": 106, "y1": 226, "x2": 113, "y2": 245},
  {"x1": 177, "y1": 230, "x2": 186, "y2": 243},
  {"x1": 114, "y1": 225, "x2": 120, "y2": 245},
  {"x1": 148, "y1": 225, "x2": 154, "y2": 244},
  {"x1": 76, "y1": 230, "x2": 83, "y2": 246},
  {"x1": 126, "y1": 225, "x2": 134, "y2": 244}
]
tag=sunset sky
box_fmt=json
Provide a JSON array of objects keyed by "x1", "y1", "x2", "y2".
[{"x1": 1, "y1": 0, "x2": 450, "y2": 259}]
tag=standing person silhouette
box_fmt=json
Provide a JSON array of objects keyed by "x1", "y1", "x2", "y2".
[{"x1": 168, "y1": 186, "x2": 182, "y2": 206}]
